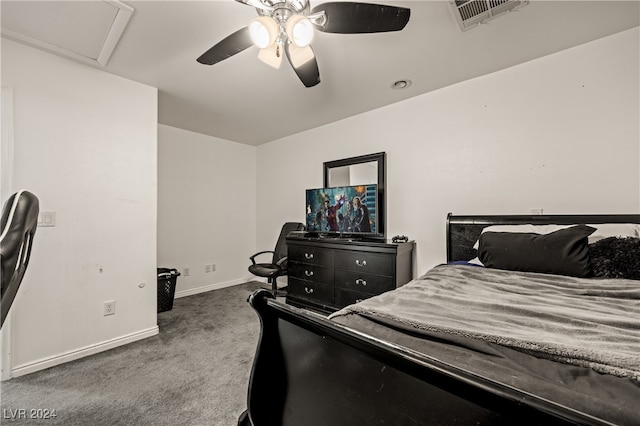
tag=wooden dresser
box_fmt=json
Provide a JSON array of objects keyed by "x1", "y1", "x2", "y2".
[{"x1": 285, "y1": 236, "x2": 415, "y2": 312}]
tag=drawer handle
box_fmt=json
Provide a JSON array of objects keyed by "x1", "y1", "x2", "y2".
[
  {"x1": 305, "y1": 287, "x2": 314, "y2": 294},
  {"x1": 305, "y1": 253, "x2": 314, "y2": 260},
  {"x1": 304, "y1": 270, "x2": 314, "y2": 277},
  {"x1": 355, "y1": 279, "x2": 367, "y2": 286},
  {"x1": 355, "y1": 259, "x2": 367, "y2": 267}
]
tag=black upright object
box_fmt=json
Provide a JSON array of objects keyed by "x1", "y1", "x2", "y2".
[
  {"x1": 157, "y1": 268, "x2": 181, "y2": 313},
  {"x1": 248, "y1": 222, "x2": 306, "y2": 296},
  {"x1": 0, "y1": 190, "x2": 39, "y2": 328}
]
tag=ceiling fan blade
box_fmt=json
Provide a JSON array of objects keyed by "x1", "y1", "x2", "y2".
[
  {"x1": 285, "y1": 43, "x2": 320, "y2": 88},
  {"x1": 310, "y1": 2, "x2": 410, "y2": 33},
  {"x1": 197, "y1": 27, "x2": 253, "y2": 66},
  {"x1": 234, "y1": 0, "x2": 274, "y2": 12}
]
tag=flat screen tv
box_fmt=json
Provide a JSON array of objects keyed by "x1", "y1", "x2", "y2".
[{"x1": 305, "y1": 184, "x2": 380, "y2": 239}]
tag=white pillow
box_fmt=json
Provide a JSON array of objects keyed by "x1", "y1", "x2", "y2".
[
  {"x1": 468, "y1": 257, "x2": 484, "y2": 266},
  {"x1": 586, "y1": 223, "x2": 640, "y2": 243},
  {"x1": 472, "y1": 223, "x2": 640, "y2": 249}
]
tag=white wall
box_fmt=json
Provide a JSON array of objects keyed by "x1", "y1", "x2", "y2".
[
  {"x1": 256, "y1": 27, "x2": 640, "y2": 277},
  {"x1": 157, "y1": 124, "x2": 257, "y2": 296},
  {"x1": 1, "y1": 40, "x2": 158, "y2": 377}
]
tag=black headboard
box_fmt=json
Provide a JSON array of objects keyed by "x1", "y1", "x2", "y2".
[{"x1": 446, "y1": 213, "x2": 640, "y2": 263}]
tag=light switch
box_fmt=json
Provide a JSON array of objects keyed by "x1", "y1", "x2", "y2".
[{"x1": 37, "y1": 211, "x2": 56, "y2": 227}]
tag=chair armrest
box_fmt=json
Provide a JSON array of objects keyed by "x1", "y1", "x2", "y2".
[
  {"x1": 275, "y1": 256, "x2": 288, "y2": 267},
  {"x1": 249, "y1": 250, "x2": 275, "y2": 265}
]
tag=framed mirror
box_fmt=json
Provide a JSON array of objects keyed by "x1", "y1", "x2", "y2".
[{"x1": 324, "y1": 152, "x2": 386, "y2": 238}]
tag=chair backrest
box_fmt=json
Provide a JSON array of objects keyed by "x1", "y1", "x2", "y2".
[
  {"x1": 272, "y1": 222, "x2": 305, "y2": 264},
  {"x1": 1, "y1": 190, "x2": 39, "y2": 328}
]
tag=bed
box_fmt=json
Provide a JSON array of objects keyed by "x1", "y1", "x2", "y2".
[{"x1": 238, "y1": 213, "x2": 640, "y2": 426}]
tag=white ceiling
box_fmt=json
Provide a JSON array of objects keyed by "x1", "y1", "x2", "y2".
[{"x1": 2, "y1": 0, "x2": 638, "y2": 146}]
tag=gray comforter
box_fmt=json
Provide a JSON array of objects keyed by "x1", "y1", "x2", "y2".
[{"x1": 330, "y1": 264, "x2": 640, "y2": 380}]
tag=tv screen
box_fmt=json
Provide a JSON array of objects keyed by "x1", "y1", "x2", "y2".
[{"x1": 305, "y1": 184, "x2": 378, "y2": 237}]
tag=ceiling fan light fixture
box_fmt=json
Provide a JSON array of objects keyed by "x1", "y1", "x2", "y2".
[
  {"x1": 249, "y1": 16, "x2": 279, "y2": 48},
  {"x1": 258, "y1": 44, "x2": 283, "y2": 68},
  {"x1": 286, "y1": 15, "x2": 314, "y2": 47}
]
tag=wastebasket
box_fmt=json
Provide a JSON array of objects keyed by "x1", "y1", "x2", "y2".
[{"x1": 157, "y1": 268, "x2": 180, "y2": 313}]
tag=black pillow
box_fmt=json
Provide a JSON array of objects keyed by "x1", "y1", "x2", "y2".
[
  {"x1": 589, "y1": 237, "x2": 640, "y2": 280},
  {"x1": 478, "y1": 225, "x2": 596, "y2": 277}
]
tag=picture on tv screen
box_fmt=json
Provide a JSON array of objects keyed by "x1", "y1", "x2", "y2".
[{"x1": 305, "y1": 184, "x2": 377, "y2": 235}]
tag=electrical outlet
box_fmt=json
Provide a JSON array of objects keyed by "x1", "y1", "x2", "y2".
[
  {"x1": 530, "y1": 208, "x2": 544, "y2": 215},
  {"x1": 205, "y1": 264, "x2": 211, "y2": 273},
  {"x1": 183, "y1": 267, "x2": 190, "y2": 277},
  {"x1": 103, "y1": 300, "x2": 116, "y2": 316},
  {"x1": 211, "y1": 264, "x2": 216, "y2": 272}
]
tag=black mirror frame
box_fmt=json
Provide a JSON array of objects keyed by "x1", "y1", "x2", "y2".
[{"x1": 323, "y1": 152, "x2": 386, "y2": 238}]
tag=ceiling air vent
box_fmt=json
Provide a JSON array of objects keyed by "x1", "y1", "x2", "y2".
[{"x1": 450, "y1": 0, "x2": 528, "y2": 31}]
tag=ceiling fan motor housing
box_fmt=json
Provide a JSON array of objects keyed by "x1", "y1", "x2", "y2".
[{"x1": 258, "y1": 0, "x2": 311, "y2": 16}]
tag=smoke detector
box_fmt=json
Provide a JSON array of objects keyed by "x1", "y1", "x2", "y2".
[{"x1": 449, "y1": 0, "x2": 528, "y2": 31}]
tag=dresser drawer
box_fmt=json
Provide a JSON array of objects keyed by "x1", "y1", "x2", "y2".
[
  {"x1": 288, "y1": 278, "x2": 333, "y2": 304},
  {"x1": 334, "y1": 288, "x2": 377, "y2": 307},
  {"x1": 286, "y1": 237, "x2": 414, "y2": 313},
  {"x1": 288, "y1": 245, "x2": 333, "y2": 267},
  {"x1": 289, "y1": 262, "x2": 333, "y2": 284},
  {"x1": 334, "y1": 251, "x2": 394, "y2": 276},
  {"x1": 334, "y1": 270, "x2": 394, "y2": 296}
]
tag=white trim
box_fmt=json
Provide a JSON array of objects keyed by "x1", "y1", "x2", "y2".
[
  {"x1": 0, "y1": 313, "x2": 12, "y2": 381},
  {"x1": 11, "y1": 326, "x2": 159, "y2": 378},
  {"x1": 97, "y1": 1, "x2": 134, "y2": 66},
  {"x1": 174, "y1": 277, "x2": 255, "y2": 299},
  {"x1": 1, "y1": 87, "x2": 14, "y2": 202},
  {"x1": 1, "y1": 87, "x2": 15, "y2": 381}
]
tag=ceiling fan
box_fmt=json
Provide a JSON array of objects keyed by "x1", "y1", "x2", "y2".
[{"x1": 196, "y1": 0, "x2": 411, "y2": 88}]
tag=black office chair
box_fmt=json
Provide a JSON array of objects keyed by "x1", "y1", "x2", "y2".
[
  {"x1": 1, "y1": 190, "x2": 39, "y2": 328},
  {"x1": 249, "y1": 222, "x2": 305, "y2": 297}
]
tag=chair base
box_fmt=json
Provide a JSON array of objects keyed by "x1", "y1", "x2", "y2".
[
  {"x1": 273, "y1": 286, "x2": 287, "y2": 298},
  {"x1": 269, "y1": 277, "x2": 287, "y2": 298}
]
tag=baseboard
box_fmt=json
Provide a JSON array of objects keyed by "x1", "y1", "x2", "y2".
[
  {"x1": 174, "y1": 277, "x2": 255, "y2": 299},
  {"x1": 10, "y1": 326, "x2": 159, "y2": 379}
]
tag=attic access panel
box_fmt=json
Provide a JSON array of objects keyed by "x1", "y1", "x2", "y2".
[
  {"x1": 1, "y1": 0, "x2": 133, "y2": 66},
  {"x1": 450, "y1": 0, "x2": 528, "y2": 31}
]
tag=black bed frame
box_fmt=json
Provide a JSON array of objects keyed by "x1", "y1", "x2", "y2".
[{"x1": 239, "y1": 213, "x2": 640, "y2": 426}]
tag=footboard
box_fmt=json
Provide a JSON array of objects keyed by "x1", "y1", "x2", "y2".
[{"x1": 240, "y1": 289, "x2": 608, "y2": 426}]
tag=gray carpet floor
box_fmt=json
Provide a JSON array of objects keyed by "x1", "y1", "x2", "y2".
[{"x1": 0, "y1": 281, "x2": 267, "y2": 426}]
